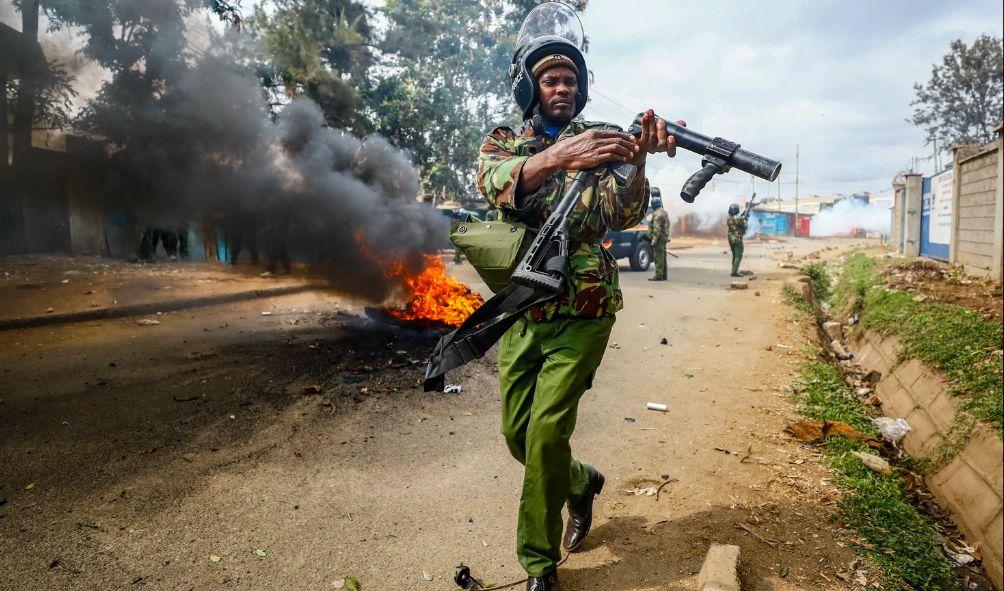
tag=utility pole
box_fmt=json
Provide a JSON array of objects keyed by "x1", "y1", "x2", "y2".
[
  {"x1": 777, "y1": 170, "x2": 781, "y2": 212},
  {"x1": 794, "y1": 144, "x2": 800, "y2": 235}
]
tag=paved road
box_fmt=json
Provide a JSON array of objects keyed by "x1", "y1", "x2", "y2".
[{"x1": 0, "y1": 238, "x2": 876, "y2": 590}]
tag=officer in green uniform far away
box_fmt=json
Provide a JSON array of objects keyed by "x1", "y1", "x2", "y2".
[
  {"x1": 727, "y1": 203, "x2": 747, "y2": 277},
  {"x1": 646, "y1": 188, "x2": 670, "y2": 281},
  {"x1": 476, "y1": 5, "x2": 686, "y2": 588}
]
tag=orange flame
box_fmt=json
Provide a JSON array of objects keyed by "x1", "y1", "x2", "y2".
[
  {"x1": 384, "y1": 254, "x2": 484, "y2": 327},
  {"x1": 354, "y1": 229, "x2": 483, "y2": 327}
]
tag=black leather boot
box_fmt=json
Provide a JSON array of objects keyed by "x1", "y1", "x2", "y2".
[
  {"x1": 526, "y1": 569, "x2": 560, "y2": 590},
  {"x1": 562, "y1": 465, "x2": 604, "y2": 551}
]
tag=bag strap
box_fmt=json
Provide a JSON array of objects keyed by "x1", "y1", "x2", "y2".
[{"x1": 422, "y1": 251, "x2": 568, "y2": 392}]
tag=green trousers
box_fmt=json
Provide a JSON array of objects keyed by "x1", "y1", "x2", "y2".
[
  {"x1": 729, "y1": 240, "x2": 744, "y2": 275},
  {"x1": 498, "y1": 314, "x2": 615, "y2": 576},
  {"x1": 652, "y1": 239, "x2": 667, "y2": 279}
]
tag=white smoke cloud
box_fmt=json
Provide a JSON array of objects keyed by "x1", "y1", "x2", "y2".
[
  {"x1": 810, "y1": 198, "x2": 891, "y2": 237},
  {"x1": 666, "y1": 187, "x2": 748, "y2": 230}
]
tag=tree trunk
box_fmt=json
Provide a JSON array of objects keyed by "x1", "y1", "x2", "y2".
[
  {"x1": 12, "y1": 0, "x2": 40, "y2": 171},
  {"x1": 1, "y1": 72, "x2": 9, "y2": 177}
]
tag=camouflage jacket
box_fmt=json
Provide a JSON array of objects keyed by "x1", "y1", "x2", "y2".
[
  {"x1": 727, "y1": 214, "x2": 748, "y2": 243},
  {"x1": 648, "y1": 208, "x2": 670, "y2": 244},
  {"x1": 476, "y1": 120, "x2": 649, "y2": 321}
]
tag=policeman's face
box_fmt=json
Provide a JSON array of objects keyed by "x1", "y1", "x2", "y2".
[{"x1": 537, "y1": 66, "x2": 578, "y2": 124}]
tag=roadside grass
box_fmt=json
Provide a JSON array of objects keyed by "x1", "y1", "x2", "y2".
[
  {"x1": 781, "y1": 284, "x2": 812, "y2": 314},
  {"x1": 832, "y1": 253, "x2": 1003, "y2": 439},
  {"x1": 798, "y1": 261, "x2": 832, "y2": 301},
  {"x1": 792, "y1": 354, "x2": 959, "y2": 591}
]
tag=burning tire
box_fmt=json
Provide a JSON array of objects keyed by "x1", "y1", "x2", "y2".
[{"x1": 629, "y1": 241, "x2": 652, "y2": 271}]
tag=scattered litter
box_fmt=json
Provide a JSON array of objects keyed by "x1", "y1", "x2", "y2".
[
  {"x1": 45, "y1": 307, "x2": 54, "y2": 313},
  {"x1": 261, "y1": 311, "x2": 272, "y2": 316},
  {"x1": 830, "y1": 340, "x2": 853, "y2": 360},
  {"x1": 60, "y1": 279, "x2": 69, "y2": 284},
  {"x1": 775, "y1": 343, "x2": 793, "y2": 349},
  {"x1": 172, "y1": 394, "x2": 200, "y2": 402},
  {"x1": 646, "y1": 402, "x2": 668, "y2": 412},
  {"x1": 137, "y1": 319, "x2": 160, "y2": 326},
  {"x1": 422, "y1": 570, "x2": 433, "y2": 581},
  {"x1": 254, "y1": 548, "x2": 267, "y2": 558},
  {"x1": 785, "y1": 420, "x2": 879, "y2": 446},
  {"x1": 608, "y1": 342, "x2": 620, "y2": 349},
  {"x1": 624, "y1": 417, "x2": 636, "y2": 423},
  {"x1": 659, "y1": 337, "x2": 668, "y2": 345},
  {"x1": 856, "y1": 387, "x2": 872, "y2": 396},
  {"x1": 912, "y1": 294, "x2": 928, "y2": 303},
  {"x1": 949, "y1": 551, "x2": 976, "y2": 565},
  {"x1": 624, "y1": 486, "x2": 658, "y2": 496},
  {"x1": 683, "y1": 372, "x2": 694, "y2": 379},
  {"x1": 443, "y1": 384, "x2": 462, "y2": 394},
  {"x1": 873, "y1": 417, "x2": 911, "y2": 445},
  {"x1": 25, "y1": 482, "x2": 35, "y2": 490},
  {"x1": 851, "y1": 451, "x2": 892, "y2": 475}
]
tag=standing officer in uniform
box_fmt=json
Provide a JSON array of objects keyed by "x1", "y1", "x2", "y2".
[
  {"x1": 646, "y1": 187, "x2": 670, "y2": 281},
  {"x1": 476, "y1": 4, "x2": 685, "y2": 588},
  {"x1": 727, "y1": 203, "x2": 747, "y2": 277}
]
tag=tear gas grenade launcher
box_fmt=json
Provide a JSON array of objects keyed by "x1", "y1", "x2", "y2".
[
  {"x1": 511, "y1": 116, "x2": 781, "y2": 294},
  {"x1": 625, "y1": 113, "x2": 781, "y2": 203}
]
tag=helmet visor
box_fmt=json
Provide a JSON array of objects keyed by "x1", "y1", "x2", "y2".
[{"x1": 515, "y1": 2, "x2": 585, "y2": 52}]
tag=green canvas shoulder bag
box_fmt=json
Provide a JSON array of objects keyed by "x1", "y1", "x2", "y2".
[{"x1": 450, "y1": 218, "x2": 535, "y2": 294}]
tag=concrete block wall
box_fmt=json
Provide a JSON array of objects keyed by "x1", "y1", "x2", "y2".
[
  {"x1": 853, "y1": 330, "x2": 1004, "y2": 590},
  {"x1": 950, "y1": 125, "x2": 1004, "y2": 282},
  {"x1": 952, "y1": 144, "x2": 1001, "y2": 276}
]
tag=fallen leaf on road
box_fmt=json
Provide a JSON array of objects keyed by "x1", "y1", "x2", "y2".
[
  {"x1": 784, "y1": 420, "x2": 879, "y2": 446},
  {"x1": 344, "y1": 576, "x2": 361, "y2": 590},
  {"x1": 254, "y1": 548, "x2": 267, "y2": 557},
  {"x1": 210, "y1": 555, "x2": 221, "y2": 563}
]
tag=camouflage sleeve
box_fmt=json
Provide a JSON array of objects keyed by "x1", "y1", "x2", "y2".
[
  {"x1": 597, "y1": 128, "x2": 649, "y2": 231},
  {"x1": 476, "y1": 127, "x2": 530, "y2": 211}
]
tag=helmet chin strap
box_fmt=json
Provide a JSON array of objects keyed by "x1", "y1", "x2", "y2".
[{"x1": 530, "y1": 106, "x2": 546, "y2": 136}]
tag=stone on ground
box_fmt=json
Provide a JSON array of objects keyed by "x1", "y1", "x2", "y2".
[{"x1": 697, "y1": 543, "x2": 741, "y2": 591}]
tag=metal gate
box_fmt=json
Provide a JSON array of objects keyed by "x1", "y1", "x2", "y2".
[{"x1": 920, "y1": 169, "x2": 952, "y2": 261}]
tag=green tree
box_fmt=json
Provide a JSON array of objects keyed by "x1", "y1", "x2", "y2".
[
  {"x1": 248, "y1": 0, "x2": 373, "y2": 133},
  {"x1": 911, "y1": 35, "x2": 1003, "y2": 147},
  {"x1": 3, "y1": 59, "x2": 78, "y2": 130},
  {"x1": 368, "y1": 0, "x2": 584, "y2": 204}
]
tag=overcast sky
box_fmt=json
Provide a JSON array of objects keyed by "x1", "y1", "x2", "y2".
[
  {"x1": 5, "y1": 1, "x2": 1001, "y2": 202},
  {"x1": 576, "y1": 0, "x2": 1003, "y2": 200}
]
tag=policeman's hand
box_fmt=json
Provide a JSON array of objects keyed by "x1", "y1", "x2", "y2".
[
  {"x1": 545, "y1": 129, "x2": 640, "y2": 171},
  {"x1": 631, "y1": 110, "x2": 687, "y2": 166}
]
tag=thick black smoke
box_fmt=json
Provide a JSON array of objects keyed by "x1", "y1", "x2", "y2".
[{"x1": 22, "y1": 15, "x2": 447, "y2": 302}]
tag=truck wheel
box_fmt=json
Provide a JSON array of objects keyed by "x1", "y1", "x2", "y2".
[{"x1": 630, "y1": 242, "x2": 652, "y2": 271}]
